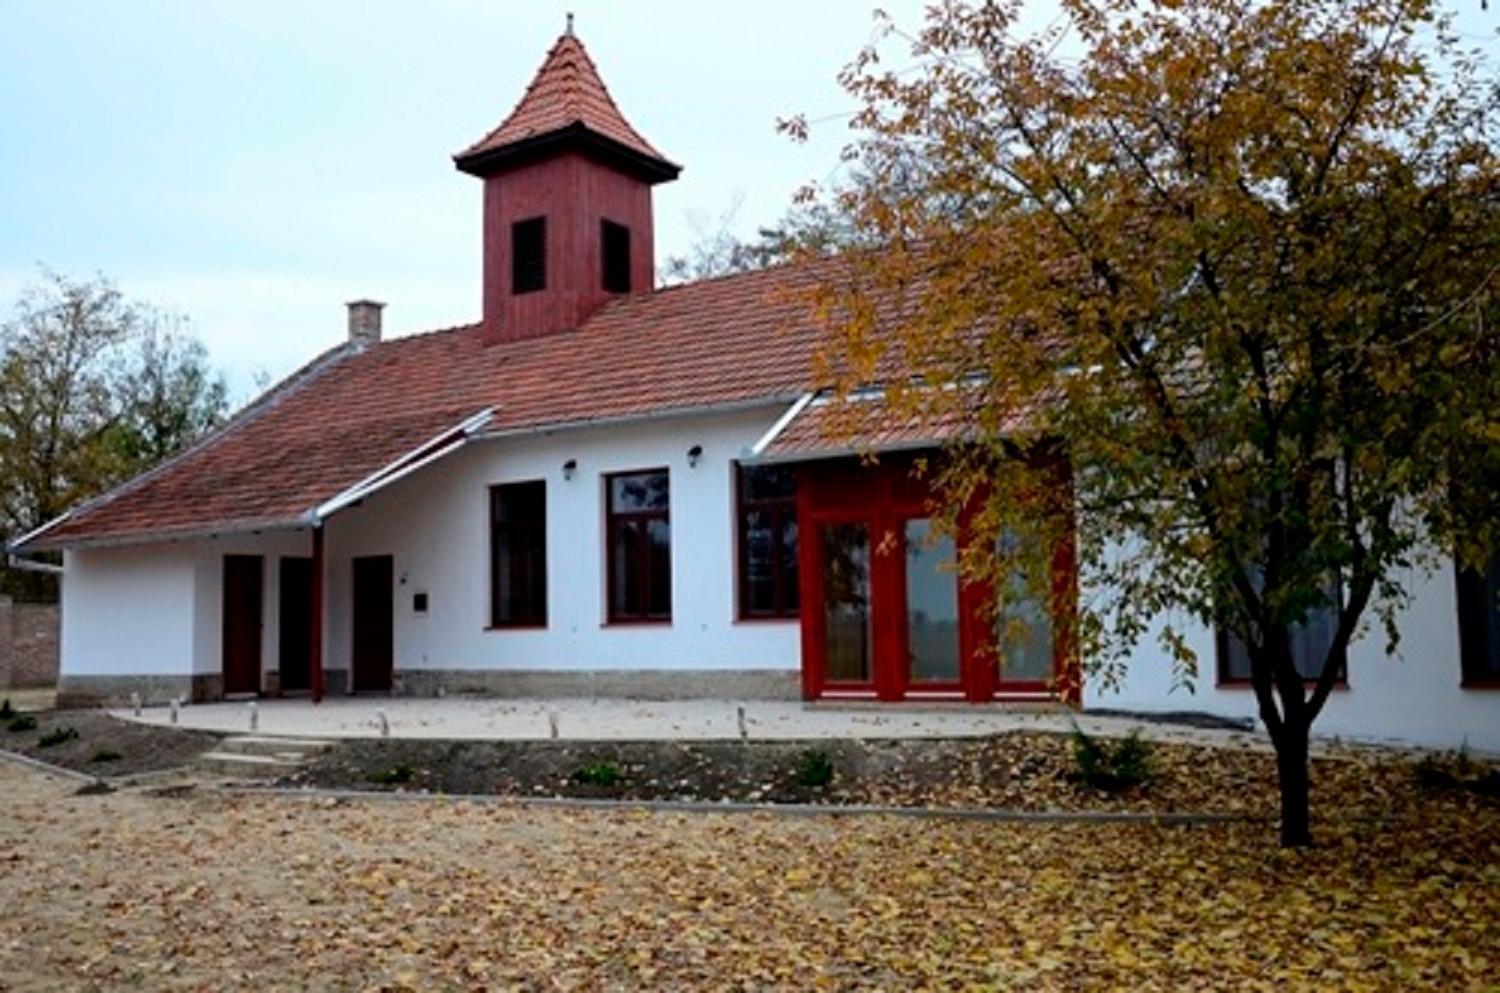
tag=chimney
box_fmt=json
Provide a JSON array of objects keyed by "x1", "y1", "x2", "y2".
[{"x1": 346, "y1": 299, "x2": 384, "y2": 347}]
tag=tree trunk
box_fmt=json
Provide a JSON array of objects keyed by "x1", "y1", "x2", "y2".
[{"x1": 1274, "y1": 721, "x2": 1313, "y2": 848}]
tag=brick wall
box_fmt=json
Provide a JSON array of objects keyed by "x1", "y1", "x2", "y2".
[{"x1": 0, "y1": 596, "x2": 59, "y2": 689}]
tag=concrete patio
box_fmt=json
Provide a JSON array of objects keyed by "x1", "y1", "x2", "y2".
[{"x1": 106, "y1": 696, "x2": 1277, "y2": 749}]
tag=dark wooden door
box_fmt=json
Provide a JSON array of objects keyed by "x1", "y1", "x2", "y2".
[
  {"x1": 278, "y1": 557, "x2": 312, "y2": 692},
  {"x1": 222, "y1": 555, "x2": 263, "y2": 696},
  {"x1": 352, "y1": 555, "x2": 393, "y2": 692}
]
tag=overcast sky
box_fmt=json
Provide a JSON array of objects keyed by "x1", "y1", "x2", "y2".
[{"x1": 1, "y1": 2, "x2": 1493, "y2": 400}]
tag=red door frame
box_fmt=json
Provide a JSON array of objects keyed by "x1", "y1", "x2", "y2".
[{"x1": 796, "y1": 453, "x2": 1079, "y2": 704}]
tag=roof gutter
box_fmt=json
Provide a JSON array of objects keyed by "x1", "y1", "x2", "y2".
[
  {"x1": 4, "y1": 552, "x2": 65, "y2": 576},
  {"x1": 743, "y1": 391, "x2": 816, "y2": 461},
  {"x1": 310, "y1": 407, "x2": 495, "y2": 524},
  {"x1": 471, "y1": 394, "x2": 799, "y2": 444},
  {"x1": 4, "y1": 512, "x2": 72, "y2": 557}
]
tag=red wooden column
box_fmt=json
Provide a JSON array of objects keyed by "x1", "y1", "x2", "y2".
[{"x1": 310, "y1": 525, "x2": 325, "y2": 705}]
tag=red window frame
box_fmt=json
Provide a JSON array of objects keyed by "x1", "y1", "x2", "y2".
[
  {"x1": 605, "y1": 468, "x2": 671, "y2": 624},
  {"x1": 735, "y1": 463, "x2": 799, "y2": 620}
]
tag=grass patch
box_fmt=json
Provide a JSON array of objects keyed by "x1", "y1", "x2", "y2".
[
  {"x1": 90, "y1": 748, "x2": 123, "y2": 764},
  {"x1": 372, "y1": 764, "x2": 416, "y2": 786},
  {"x1": 793, "y1": 749, "x2": 834, "y2": 788},
  {"x1": 6, "y1": 714, "x2": 38, "y2": 733},
  {"x1": 37, "y1": 726, "x2": 80, "y2": 749},
  {"x1": 571, "y1": 761, "x2": 624, "y2": 787},
  {"x1": 1071, "y1": 726, "x2": 1153, "y2": 793}
]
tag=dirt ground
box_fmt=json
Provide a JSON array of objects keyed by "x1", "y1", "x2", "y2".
[
  {"x1": 0, "y1": 760, "x2": 1494, "y2": 991},
  {"x1": 0, "y1": 709, "x2": 220, "y2": 778},
  {"x1": 280, "y1": 731, "x2": 1480, "y2": 816}
]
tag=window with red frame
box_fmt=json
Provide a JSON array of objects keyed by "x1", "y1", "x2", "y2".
[
  {"x1": 736, "y1": 464, "x2": 799, "y2": 619},
  {"x1": 490, "y1": 481, "x2": 547, "y2": 627},
  {"x1": 1217, "y1": 573, "x2": 1347, "y2": 684},
  {"x1": 607, "y1": 469, "x2": 671, "y2": 622}
]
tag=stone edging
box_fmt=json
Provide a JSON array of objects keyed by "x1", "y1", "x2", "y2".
[
  {"x1": 0, "y1": 746, "x2": 96, "y2": 784},
  {"x1": 214, "y1": 783, "x2": 1367, "y2": 826}
]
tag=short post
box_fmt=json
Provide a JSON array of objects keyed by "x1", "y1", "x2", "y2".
[
  {"x1": 737, "y1": 704, "x2": 748, "y2": 742},
  {"x1": 248, "y1": 701, "x2": 259, "y2": 732},
  {"x1": 548, "y1": 709, "x2": 560, "y2": 740},
  {"x1": 376, "y1": 708, "x2": 390, "y2": 738},
  {"x1": 169, "y1": 699, "x2": 179, "y2": 725},
  {"x1": 130, "y1": 692, "x2": 141, "y2": 717}
]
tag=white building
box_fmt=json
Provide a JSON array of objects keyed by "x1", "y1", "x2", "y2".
[{"x1": 10, "y1": 28, "x2": 1498, "y2": 751}]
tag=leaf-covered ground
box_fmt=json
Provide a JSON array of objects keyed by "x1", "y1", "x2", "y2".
[{"x1": 0, "y1": 762, "x2": 1494, "y2": 991}]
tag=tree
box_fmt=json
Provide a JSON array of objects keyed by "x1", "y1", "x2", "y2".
[
  {"x1": 794, "y1": 0, "x2": 1499, "y2": 846},
  {"x1": 660, "y1": 195, "x2": 862, "y2": 283},
  {"x1": 0, "y1": 270, "x2": 228, "y2": 598}
]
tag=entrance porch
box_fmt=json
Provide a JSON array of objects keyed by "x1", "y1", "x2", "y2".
[{"x1": 792, "y1": 454, "x2": 1079, "y2": 705}]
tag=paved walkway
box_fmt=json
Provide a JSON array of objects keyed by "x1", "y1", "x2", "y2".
[{"x1": 108, "y1": 695, "x2": 1277, "y2": 749}]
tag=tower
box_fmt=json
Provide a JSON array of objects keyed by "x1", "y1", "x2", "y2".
[{"x1": 454, "y1": 22, "x2": 680, "y2": 344}]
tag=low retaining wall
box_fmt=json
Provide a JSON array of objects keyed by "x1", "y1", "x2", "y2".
[
  {"x1": 393, "y1": 668, "x2": 802, "y2": 701},
  {"x1": 0, "y1": 596, "x2": 59, "y2": 690}
]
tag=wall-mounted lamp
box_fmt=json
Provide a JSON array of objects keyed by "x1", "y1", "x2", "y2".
[
  {"x1": 562, "y1": 458, "x2": 578, "y2": 481},
  {"x1": 687, "y1": 444, "x2": 703, "y2": 468}
]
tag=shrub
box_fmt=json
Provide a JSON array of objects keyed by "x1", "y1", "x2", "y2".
[
  {"x1": 0, "y1": 698, "x2": 13, "y2": 720},
  {"x1": 571, "y1": 761, "x2": 624, "y2": 787},
  {"x1": 37, "y1": 726, "x2": 79, "y2": 749},
  {"x1": 6, "y1": 714, "x2": 38, "y2": 733},
  {"x1": 1072, "y1": 727, "x2": 1153, "y2": 792},
  {"x1": 794, "y1": 749, "x2": 834, "y2": 788},
  {"x1": 372, "y1": 764, "x2": 415, "y2": 786},
  {"x1": 90, "y1": 748, "x2": 123, "y2": 764}
]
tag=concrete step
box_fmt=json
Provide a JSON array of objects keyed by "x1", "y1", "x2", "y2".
[
  {"x1": 198, "y1": 751, "x2": 304, "y2": 777},
  {"x1": 217, "y1": 735, "x2": 337, "y2": 756}
]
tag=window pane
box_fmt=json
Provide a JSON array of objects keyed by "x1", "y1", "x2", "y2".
[
  {"x1": 740, "y1": 464, "x2": 796, "y2": 502},
  {"x1": 512, "y1": 217, "x2": 546, "y2": 294},
  {"x1": 647, "y1": 518, "x2": 671, "y2": 617},
  {"x1": 742, "y1": 509, "x2": 776, "y2": 614},
  {"x1": 993, "y1": 532, "x2": 1054, "y2": 683},
  {"x1": 1222, "y1": 585, "x2": 1342, "y2": 682},
  {"x1": 905, "y1": 520, "x2": 960, "y2": 683},
  {"x1": 822, "y1": 523, "x2": 871, "y2": 682},
  {"x1": 1457, "y1": 555, "x2": 1500, "y2": 681},
  {"x1": 611, "y1": 518, "x2": 644, "y2": 618},
  {"x1": 610, "y1": 471, "x2": 669, "y2": 512},
  {"x1": 602, "y1": 219, "x2": 631, "y2": 294},
  {"x1": 997, "y1": 582, "x2": 1054, "y2": 682},
  {"x1": 494, "y1": 480, "x2": 544, "y2": 525},
  {"x1": 491, "y1": 482, "x2": 546, "y2": 625},
  {"x1": 780, "y1": 516, "x2": 800, "y2": 612}
]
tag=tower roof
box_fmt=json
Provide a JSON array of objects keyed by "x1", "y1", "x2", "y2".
[{"x1": 455, "y1": 28, "x2": 680, "y2": 183}]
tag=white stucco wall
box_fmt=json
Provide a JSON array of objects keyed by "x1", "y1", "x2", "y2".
[
  {"x1": 61, "y1": 544, "x2": 197, "y2": 676},
  {"x1": 61, "y1": 531, "x2": 319, "y2": 681},
  {"x1": 322, "y1": 406, "x2": 800, "y2": 676},
  {"x1": 1083, "y1": 559, "x2": 1500, "y2": 751}
]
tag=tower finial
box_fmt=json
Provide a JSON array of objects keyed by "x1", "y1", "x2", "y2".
[{"x1": 565, "y1": 12, "x2": 574, "y2": 37}]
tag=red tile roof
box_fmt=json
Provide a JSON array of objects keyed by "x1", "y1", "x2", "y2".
[
  {"x1": 757, "y1": 393, "x2": 971, "y2": 462},
  {"x1": 22, "y1": 259, "x2": 860, "y2": 551},
  {"x1": 455, "y1": 32, "x2": 676, "y2": 176}
]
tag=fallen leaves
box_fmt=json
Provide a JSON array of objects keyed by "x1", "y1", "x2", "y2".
[{"x1": 0, "y1": 760, "x2": 1494, "y2": 991}]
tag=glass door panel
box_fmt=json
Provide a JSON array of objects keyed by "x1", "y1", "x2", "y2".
[
  {"x1": 821, "y1": 522, "x2": 872, "y2": 683},
  {"x1": 995, "y1": 547, "x2": 1054, "y2": 684},
  {"x1": 904, "y1": 519, "x2": 961, "y2": 684}
]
